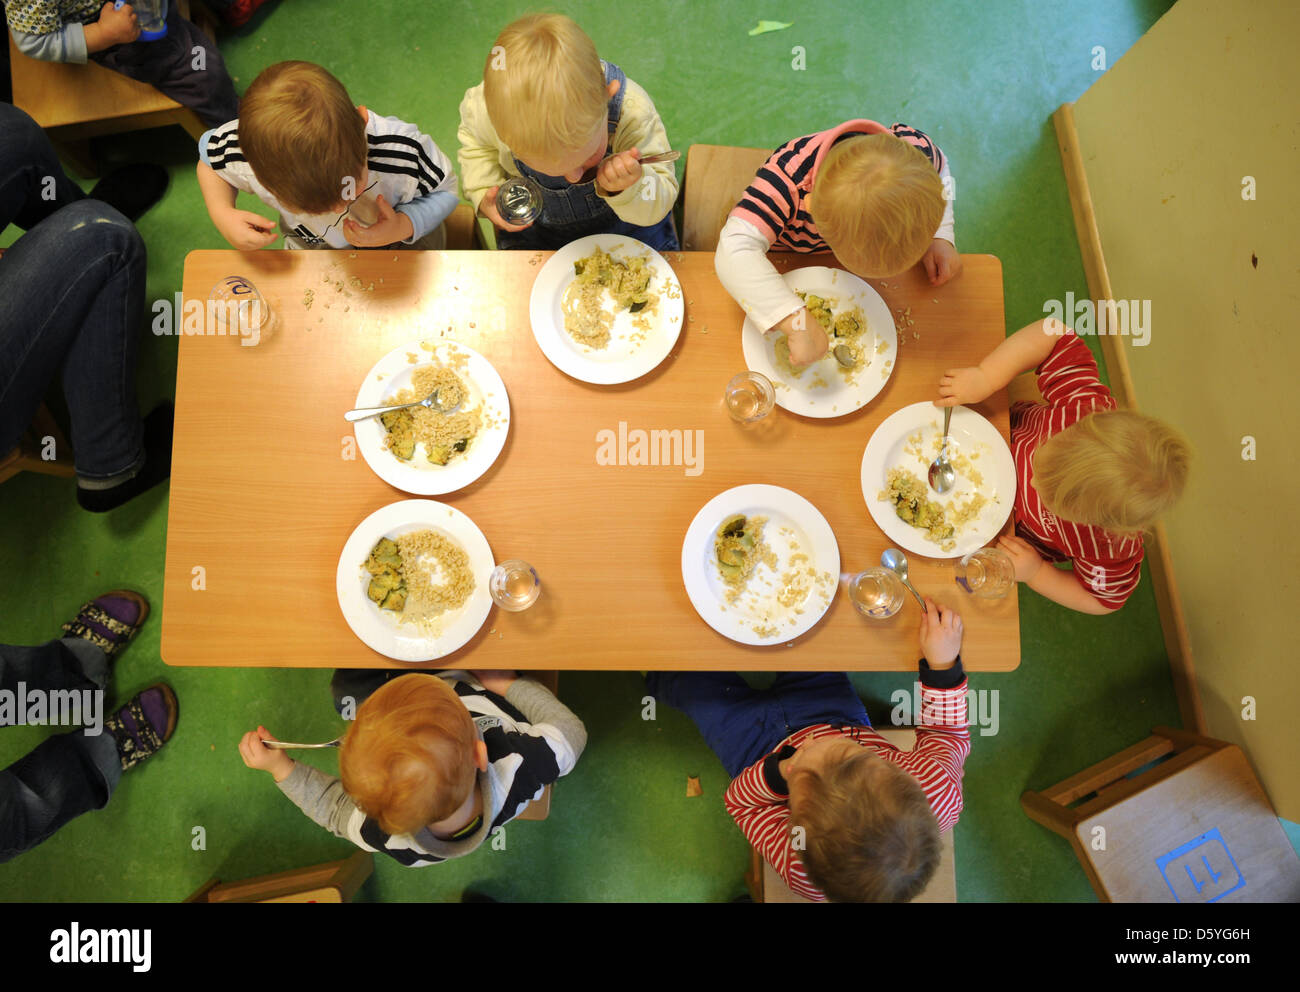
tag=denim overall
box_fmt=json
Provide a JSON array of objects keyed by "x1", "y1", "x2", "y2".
[{"x1": 497, "y1": 60, "x2": 679, "y2": 251}]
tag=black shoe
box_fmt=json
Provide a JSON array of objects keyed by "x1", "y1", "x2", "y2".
[
  {"x1": 89, "y1": 164, "x2": 170, "y2": 221},
  {"x1": 77, "y1": 403, "x2": 174, "y2": 513}
]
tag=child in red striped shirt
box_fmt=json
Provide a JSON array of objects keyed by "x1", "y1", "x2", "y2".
[
  {"x1": 647, "y1": 599, "x2": 969, "y2": 902},
  {"x1": 715, "y1": 119, "x2": 958, "y2": 366},
  {"x1": 937, "y1": 318, "x2": 1191, "y2": 613}
]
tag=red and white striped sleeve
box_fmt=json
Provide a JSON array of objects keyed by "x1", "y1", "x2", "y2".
[
  {"x1": 1035, "y1": 329, "x2": 1115, "y2": 410},
  {"x1": 723, "y1": 755, "x2": 825, "y2": 900},
  {"x1": 903, "y1": 678, "x2": 971, "y2": 831}
]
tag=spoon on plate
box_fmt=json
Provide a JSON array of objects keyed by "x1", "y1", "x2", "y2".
[
  {"x1": 880, "y1": 548, "x2": 927, "y2": 612},
  {"x1": 928, "y1": 406, "x2": 956, "y2": 495},
  {"x1": 262, "y1": 737, "x2": 343, "y2": 750},
  {"x1": 345, "y1": 386, "x2": 462, "y2": 423},
  {"x1": 832, "y1": 343, "x2": 856, "y2": 368}
]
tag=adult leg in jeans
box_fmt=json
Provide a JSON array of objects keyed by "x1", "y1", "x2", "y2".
[
  {"x1": 0, "y1": 639, "x2": 121, "y2": 863},
  {"x1": 0, "y1": 104, "x2": 85, "y2": 230}
]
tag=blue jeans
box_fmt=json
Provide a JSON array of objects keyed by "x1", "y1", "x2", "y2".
[
  {"x1": 645, "y1": 672, "x2": 871, "y2": 779},
  {"x1": 0, "y1": 639, "x2": 120, "y2": 864},
  {"x1": 0, "y1": 104, "x2": 148, "y2": 480}
]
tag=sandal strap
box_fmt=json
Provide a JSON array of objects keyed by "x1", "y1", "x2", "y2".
[
  {"x1": 60, "y1": 619, "x2": 119, "y2": 657},
  {"x1": 106, "y1": 698, "x2": 165, "y2": 770},
  {"x1": 80, "y1": 603, "x2": 135, "y2": 636}
]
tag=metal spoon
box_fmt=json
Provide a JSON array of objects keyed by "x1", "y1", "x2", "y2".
[
  {"x1": 345, "y1": 386, "x2": 462, "y2": 423},
  {"x1": 928, "y1": 406, "x2": 956, "y2": 495},
  {"x1": 880, "y1": 548, "x2": 928, "y2": 612},
  {"x1": 832, "y1": 344, "x2": 856, "y2": 368},
  {"x1": 637, "y1": 150, "x2": 680, "y2": 165},
  {"x1": 263, "y1": 737, "x2": 342, "y2": 750}
]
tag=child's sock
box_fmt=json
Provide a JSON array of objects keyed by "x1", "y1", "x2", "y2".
[
  {"x1": 77, "y1": 403, "x2": 174, "y2": 513},
  {"x1": 88, "y1": 164, "x2": 170, "y2": 222}
]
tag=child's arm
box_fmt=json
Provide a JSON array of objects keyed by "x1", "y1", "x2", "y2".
[
  {"x1": 196, "y1": 159, "x2": 277, "y2": 250},
  {"x1": 471, "y1": 671, "x2": 588, "y2": 778},
  {"x1": 599, "y1": 80, "x2": 678, "y2": 228},
  {"x1": 723, "y1": 754, "x2": 819, "y2": 896},
  {"x1": 346, "y1": 115, "x2": 460, "y2": 247},
  {"x1": 907, "y1": 598, "x2": 972, "y2": 829},
  {"x1": 997, "y1": 536, "x2": 1120, "y2": 614},
  {"x1": 8, "y1": 1, "x2": 138, "y2": 62},
  {"x1": 456, "y1": 86, "x2": 531, "y2": 233},
  {"x1": 238, "y1": 727, "x2": 368, "y2": 843},
  {"x1": 936, "y1": 317, "x2": 1068, "y2": 407}
]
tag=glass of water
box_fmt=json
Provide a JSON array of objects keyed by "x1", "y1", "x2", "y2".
[
  {"x1": 489, "y1": 559, "x2": 541, "y2": 612},
  {"x1": 848, "y1": 567, "x2": 906, "y2": 619},
  {"x1": 497, "y1": 177, "x2": 543, "y2": 226},
  {"x1": 954, "y1": 547, "x2": 1016, "y2": 599},
  {"x1": 725, "y1": 371, "x2": 775, "y2": 423},
  {"x1": 209, "y1": 275, "x2": 274, "y2": 345}
]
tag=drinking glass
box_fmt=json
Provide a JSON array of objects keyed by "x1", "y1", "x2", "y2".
[
  {"x1": 724, "y1": 371, "x2": 775, "y2": 423},
  {"x1": 954, "y1": 547, "x2": 1016, "y2": 599},
  {"x1": 489, "y1": 560, "x2": 541, "y2": 612},
  {"x1": 208, "y1": 275, "x2": 274, "y2": 345},
  {"x1": 848, "y1": 567, "x2": 906, "y2": 619}
]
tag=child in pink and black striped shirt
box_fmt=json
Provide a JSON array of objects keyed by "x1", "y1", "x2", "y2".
[{"x1": 715, "y1": 119, "x2": 958, "y2": 366}]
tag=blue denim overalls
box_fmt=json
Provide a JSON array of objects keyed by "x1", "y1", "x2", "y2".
[{"x1": 497, "y1": 60, "x2": 679, "y2": 251}]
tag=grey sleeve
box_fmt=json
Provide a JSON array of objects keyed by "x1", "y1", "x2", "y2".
[
  {"x1": 504, "y1": 677, "x2": 588, "y2": 770},
  {"x1": 11, "y1": 22, "x2": 88, "y2": 63},
  {"x1": 275, "y1": 762, "x2": 367, "y2": 844}
]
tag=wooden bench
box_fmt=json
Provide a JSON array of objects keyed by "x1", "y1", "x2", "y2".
[{"x1": 186, "y1": 851, "x2": 373, "y2": 903}]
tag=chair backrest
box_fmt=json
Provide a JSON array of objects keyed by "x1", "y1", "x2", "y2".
[{"x1": 681, "y1": 145, "x2": 772, "y2": 252}]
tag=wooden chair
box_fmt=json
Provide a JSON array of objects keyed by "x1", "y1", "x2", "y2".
[
  {"x1": 0, "y1": 402, "x2": 76, "y2": 486},
  {"x1": 444, "y1": 202, "x2": 487, "y2": 251},
  {"x1": 1021, "y1": 726, "x2": 1300, "y2": 902},
  {"x1": 7, "y1": 0, "x2": 207, "y2": 177},
  {"x1": 186, "y1": 852, "x2": 373, "y2": 903},
  {"x1": 680, "y1": 144, "x2": 772, "y2": 252},
  {"x1": 743, "y1": 728, "x2": 959, "y2": 902}
]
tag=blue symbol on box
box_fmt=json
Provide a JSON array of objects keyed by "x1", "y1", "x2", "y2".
[{"x1": 1155, "y1": 828, "x2": 1245, "y2": 903}]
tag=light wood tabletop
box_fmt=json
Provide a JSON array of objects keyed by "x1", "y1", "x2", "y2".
[{"x1": 162, "y1": 249, "x2": 1019, "y2": 671}]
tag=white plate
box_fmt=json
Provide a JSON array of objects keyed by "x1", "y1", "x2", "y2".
[
  {"x1": 528, "y1": 233, "x2": 684, "y2": 384},
  {"x1": 353, "y1": 340, "x2": 510, "y2": 495},
  {"x1": 741, "y1": 266, "x2": 897, "y2": 418},
  {"x1": 336, "y1": 499, "x2": 495, "y2": 662},
  {"x1": 860, "y1": 402, "x2": 1016, "y2": 559},
  {"x1": 681, "y1": 484, "x2": 840, "y2": 646}
]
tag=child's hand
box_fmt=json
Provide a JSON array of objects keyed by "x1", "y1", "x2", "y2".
[
  {"x1": 921, "y1": 239, "x2": 961, "y2": 287},
  {"x1": 98, "y1": 2, "x2": 141, "y2": 45},
  {"x1": 596, "y1": 149, "x2": 644, "y2": 195},
  {"x1": 215, "y1": 208, "x2": 277, "y2": 250},
  {"x1": 478, "y1": 186, "x2": 534, "y2": 232},
  {"x1": 919, "y1": 597, "x2": 963, "y2": 667},
  {"x1": 936, "y1": 365, "x2": 994, "y2": 407},
  {"x1": 771, "y1": 307, "x2": 829, "y2": 367},
  {"x1": 997, "y1": 535, "x2": 1045, "y2": 582},
  {"x1": 471, "y1": 670, "x2": 518, "y2": 696},
  {"x1": 343, "y1": 195, "x2": 414, "y2": 247},
  {"x1": 238, "y1": 725, "x2": 295, "y2": 782}
]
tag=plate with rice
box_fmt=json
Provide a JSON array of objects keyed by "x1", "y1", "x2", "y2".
[
  {"x1": 528, "y1": 233, "x2": 685, "y2": 384},
  {"x1": 336, "y1": 499, "x2": 495, "y2": 662},
  {"x1": 860, "y1": 402, "x2": 1016, "y2": 559},
  {"x1": 681, "y1": 484, "x2": 840, "y2": 646},
  {"x1": 353, "y1": 340, "x2": 510, "y2": 495},
  {"x1": 741, "y1": 267, "x2": 897, "y2": 418}
]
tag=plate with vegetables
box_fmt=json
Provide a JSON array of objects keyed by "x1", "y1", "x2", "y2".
[
  {"x1": 741, "y1": 266, "x2": 897, "y2": 418},
  {"x1": 529, "y1": 233, "x2": 685, "y2": 384},
  {"x1": 353, "y1": 340, "x2": 510, "y2": 495},
  {"x1": 860, "y1": 402, "x2": 1015, "y2": 559},
  {"x1": 681, "y1": 484, "x2": 840, "y2": 646},
  {"x1": 335, "y1": 499, "x2": 495, "y2": 662}
]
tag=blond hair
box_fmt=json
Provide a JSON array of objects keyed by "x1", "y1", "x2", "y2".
[
  {"x1": 482, "y1": 14, "x2": 607, "y2": 165},
  {"x1": 339, "y1": 675, "x2": 478, "y2": 836},
  {"x1": 790, "y1": 751, "x2": 941, "y2": 902},
  {"x1": 1033, "y1": 409, "x2": 1190, "y2": 533},
  {"x1": 809, "y1": 134, "x2": 945, "y2": 278},
  {"x1": 239, "y1": 61, "x2": 367, "y2": 215}
]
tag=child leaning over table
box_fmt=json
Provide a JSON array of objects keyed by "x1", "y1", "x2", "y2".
[
  {"x1": 714, "y1": 117, "x2": 959, "y2": 367},
  {"x1": 937, "y1": 317, "x2": 1191, "y2": 613},
  {"x1": 647, "y1": 600, "x2": 969, "y2": 902},
  {"x1": 457, "y1": 12, "x2": 679, "y2": 251},
  {"x1": 6, "y1": 0, "x2": 239, "y2": 127},
  {"x1": 238, "y1": 670, "x2": 586, "y2": 866},
  {"x1": 197, "y1": 60, "x2": 457, "y2": 250}
]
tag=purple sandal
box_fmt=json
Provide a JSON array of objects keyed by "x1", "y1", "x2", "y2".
[
  {"x1": 60, "y1": 590, "x2": 149, "y2": 659},
  {"x1": 104, "y1": 684, "x2": 179, "y2": 771}
]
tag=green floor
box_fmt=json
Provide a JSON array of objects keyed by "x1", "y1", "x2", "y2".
[{"x1": 1, "y1": 0, "x2": 1195, "y2": 902}]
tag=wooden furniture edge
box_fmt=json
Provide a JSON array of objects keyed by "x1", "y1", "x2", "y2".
[{"x1": 1052, "y1": 102, "x2": 1204, "y2": 734}]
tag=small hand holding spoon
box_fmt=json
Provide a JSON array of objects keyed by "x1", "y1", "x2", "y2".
[
  {"x1": 345, "y1": 386, "x2": 462, "y2": 423},
  {"x1": 928, "y1": 406, "x2": 956, "y2": 495},
  {"x1": 262, "y1": 737, "x2": 343, "y2": 750},
  {"x1": 880, "y1": 548, "x2": 928, "y2": 612}
]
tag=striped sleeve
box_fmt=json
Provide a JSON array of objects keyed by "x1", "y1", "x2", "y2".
[
  {"x1": 366, "y1": 115, "x2": 456, "y2": 199},
  {"x1": 730, "y1": 139, "x2": 805, "y2": 244},
  {"x1": 889, "y1": 122, "x2": 946, "y2": 173},
  {"x1": 723, "y1": 756, "x2": 824, "y2": 900},
  {"x1": 199, "y1": 121, "x2": 255, "y2": 193},
  {"x1": 1035, "y1": 329, "x2": 1115, "y2": 409},
  {"x1": 908, "y1": 679, "x2": 971, "y2": 831},
  {"x1": 1066, "y1": 528, "x2": 1144, "y2": 609}
]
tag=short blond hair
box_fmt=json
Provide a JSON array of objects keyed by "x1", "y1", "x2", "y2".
[
  {"x1": 240, "y1": 61, "x2": 367, "y2": 215},
  {"x1": 790, "y1": 750, "x2": 941, "y2": 902},
  {"x1": 809, "y1": 134, "x2": 945, "y2": 278},
  {"x1": 482, "y1": 14, "x2": 607, "y2": 164},
  {"x1": 339, "y1": 675, "x2": 478, "y2": 836},
  {"x1": 1033, "y1": 409, "x2": 1191, "y2": 533}
]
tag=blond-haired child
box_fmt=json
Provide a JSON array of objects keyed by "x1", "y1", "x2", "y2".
[
  {"x1": 457, "y1": 13, "x2": 679, "y2": 250},
  {"x1": 715, "y1": 120, "x2": 958, "y2": 365},
  {"x1": 197, "y1": 61, "x2": 457, "y2": 250},
  {"x1": 647, "y1": 600, "x2": 969, "y2": 902},
  {"x1": 238, "y1": 670, "x2": 586, "y2": 865},
  {"x1": 938, "y1": 318, "x2": 1190, "y2": 613}
]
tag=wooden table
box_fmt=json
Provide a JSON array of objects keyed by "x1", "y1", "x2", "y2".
[{"x1": 162, "y1": 250, "x2": 1019, "y2": 670}]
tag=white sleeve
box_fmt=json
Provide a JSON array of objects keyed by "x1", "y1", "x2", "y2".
[
  {"x1": 714, "y1": 215, "x2": 805, "y2": 332},
  {"x1": 936, "y1": 157, "x2": 955, "y2": 247}
]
